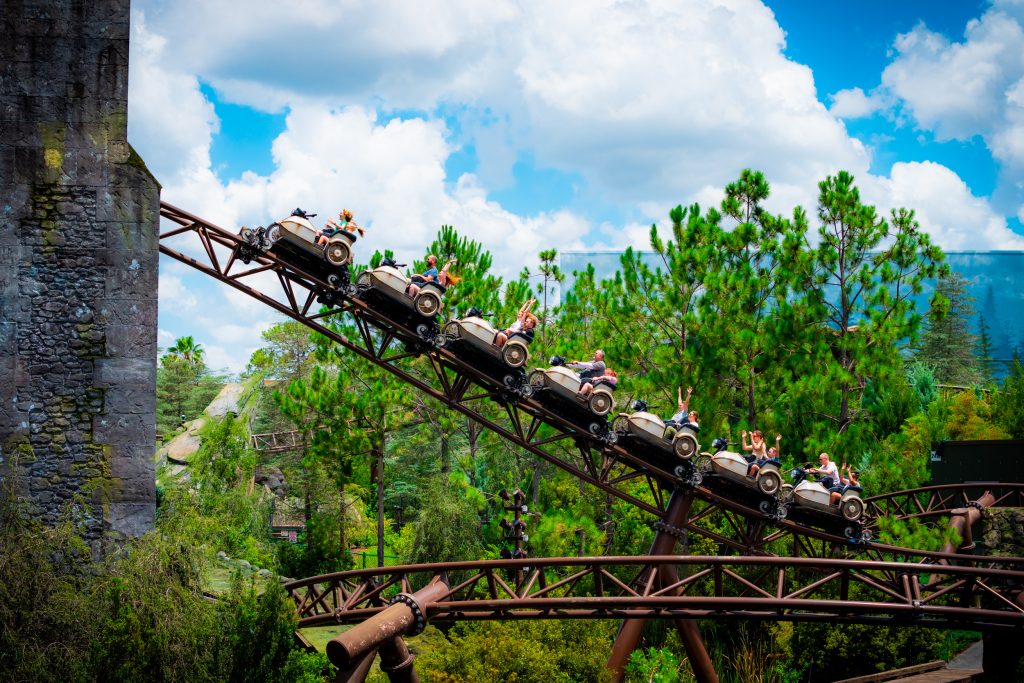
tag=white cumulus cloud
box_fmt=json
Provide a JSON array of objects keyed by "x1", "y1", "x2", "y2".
[
  {"x1": 829, "y1": 87, "x2": 886, "y2": 119},
  {"x1": 881, "y1": 1, "x2": 1024, "y2": 215}
]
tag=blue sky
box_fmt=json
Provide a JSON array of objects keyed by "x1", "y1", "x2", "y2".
[{"x1": 128, "y1": 0, "x2": 1024, "y2": 374}]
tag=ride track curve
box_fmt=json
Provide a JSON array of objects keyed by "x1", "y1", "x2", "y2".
[{"x1": 158, "y1": 202, "x2": 1024, "y2": 679}]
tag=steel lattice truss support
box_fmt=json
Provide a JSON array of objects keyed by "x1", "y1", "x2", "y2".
[
  {"x1": 285, "y1": 555, "x2": 1024, "y2": 631},
  {"x1": 865, "y1": 484, "x2": 1024, "y2": 525},
  {"x1": 158, "y1": 202, "x2": 1024, "y2": 569},
  {"x1": 160, "y1": 202, "x2": 678, "y2": 517}
]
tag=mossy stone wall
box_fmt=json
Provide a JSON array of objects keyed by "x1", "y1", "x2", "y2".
[{"x1": 0, "y1": 0, "x2": 160, "y2": 545}]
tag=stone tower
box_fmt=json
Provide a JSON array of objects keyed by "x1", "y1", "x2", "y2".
[{"x1": 0, "y1": 0, "x2": 160, "y2": 543}]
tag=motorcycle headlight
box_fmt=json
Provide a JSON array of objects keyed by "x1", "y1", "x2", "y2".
[{"x1": 790, "y1": 469, "x2": 800, "y2": 478}]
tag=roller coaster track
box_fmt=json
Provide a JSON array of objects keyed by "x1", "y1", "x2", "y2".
[
  {"x1": 158, "y1": 202, "x2": 1024, "y2": 564},
  {"x1": 284, "y1": 555, "x2": 1024, "y2": 631},
  {"x1": 160, "y1": 202, "x2": 1024, "y2": 679}
]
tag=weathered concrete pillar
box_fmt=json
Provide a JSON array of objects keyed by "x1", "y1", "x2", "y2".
[{"x1": 0, "y1": 0, "x2": 160, "y2": 546}]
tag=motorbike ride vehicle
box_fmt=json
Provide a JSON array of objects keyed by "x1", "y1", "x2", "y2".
[
  {"x1": 354, "y1": 257, "x2": 447, "y2": 344},
  {"x1": 528, "y1": 356, "x2": 616, "y2": 443},
  {"x1": 611, "y1": 400, "x2": 702, "y2": 484},
  {"x1": 695, "y1": 437, "x2": 787, "y2": 521},
  {"x1": 238, "y1": 208, "x2": 355, "y2": 291},
  {"x1": 443, "y1": 308, "x2": 534, "y2": 397},
  {"x1": 783, "y1": 464, "x2": 870, "y2": 541}
]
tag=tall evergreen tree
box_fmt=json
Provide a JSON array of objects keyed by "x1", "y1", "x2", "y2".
[
  {"x1": 976, "y1": 313, "x2": 996, "y2": 384},
  {"x1": 797, "y1": 171, "x2": 947, "y2": 443},
  {"x1": 918, "y1": 271, "x2": 981, "y2": 386},
  {"x1": 697, "y1": 169, "x2": 808, "y2": 428}
]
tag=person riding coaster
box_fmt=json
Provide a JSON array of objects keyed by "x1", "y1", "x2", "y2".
[
  {"x1": 443, "y1": 305, "x2": 536, "y2": 397},
  {"x1": 528, "y1": 354, "x2": 617, "y2": 443},
  {"x1": 694, "y1": 436, "x2": 787, "y2": 521},
  {"x1": 610, "y1": 398, "x2": 703, "y2": 485},
  {"x1": 785, "y1": 454, "x2": 869, "y2": 540},
  {"x1": 238, "y1": 207, "x2": 354, "y2": 292},
  {"x1": 354, "y1": 255, "x2": 453, "y2": 345}
]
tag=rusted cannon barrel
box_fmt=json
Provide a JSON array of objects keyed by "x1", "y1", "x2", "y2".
[{"x1": 326, "y1": 576, "x2": 449, "y2": 671}]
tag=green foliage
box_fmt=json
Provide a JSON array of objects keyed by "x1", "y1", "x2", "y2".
[
  {"x1": 907, "y1": 361, "x2": 938, "y2": 410},
  {"x1": 798, "y1": 171, "x2": 946, "y2": 440},
  {"x1": 416, "y1": 620, "x2": 614, "y2": 683},
  {"x1": 994, "y1": 360, "x2": 1024, "y2": 438},
  {"x1": 944, "y1": 390, "x2": 1009, "y2": 441},
  {"x1": 0, "y1": 490, "x2": 329, "y2": 683},
  {"x1": 402, "y1": 477, "x2": 484, "y2": 566},
  {"x1": 918, "y1": 271, "x2": 981, "y2": 386},
  {"x1": 156, "y1": 355, "x2": 223, "y2": 436},
  {"x1": 626, "y1": 647, "x2": 684, "y2": 683},
  {"x1": 792, "y1": 620, "x2": 944, "y2": 682},
  {"x1": 245, "y1": 321, "x2": 316, "y2": 381}
]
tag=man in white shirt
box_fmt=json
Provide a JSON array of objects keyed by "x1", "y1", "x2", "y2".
[{"x1": 809, "y1": 452, "x2": 840, "y2": 490}]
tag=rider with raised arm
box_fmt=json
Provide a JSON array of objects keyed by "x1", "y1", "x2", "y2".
[
  {"x1": 748, "y1": 434, "x2": 781, "y2": 478},
  {"x1": 407, "y1": 255, "x2": 456, "y2": 298},
  {"x1": 830, "y1": 463, "x2": 861, "y2": 505},
  {"x1": 664, "y1": 386, "x2": 699, "y2": 438},
  {"x1": 317, "y1": 208, "x2": 363, "y2": 245},
  {"x1": 495, "y1": 298, "x2": 538, "y2": 348},
  {"x1": 741, "y1": 430, "x2": 768, "y2": 466}
]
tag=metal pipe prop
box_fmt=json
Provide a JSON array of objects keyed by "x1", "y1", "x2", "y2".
[
  {"x1": 326, "y1": 576, "x2": 449, "y2": 669},
  {"x1": 939, "y1": 492, "x2": 995, "y2": 555}
]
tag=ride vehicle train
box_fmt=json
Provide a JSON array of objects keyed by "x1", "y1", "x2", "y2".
[
  {"x1": 443, "y1": 308, "x2": 534, "y2": 397},
  {"x1": 694, "y1": 437, "x2": 788, "y2": 521},
  {"x1": 234, "y1": 208, "x2": 870, "y2": 542},
  {"x1": 354, "y1": 257, "x2": 447, "y2": 345},
  {"x1": 783, "y1": 464, "x2": 870, "y2": 541},
  {"x1": 238, "y1": 208, "x2": 354, "y2": 290},
  {"x1": 611, "y1": 400, "x2": 702, "y2": 486},
  {"x1": 528, "y1": 356, "x2": 616, "y2": 443}
]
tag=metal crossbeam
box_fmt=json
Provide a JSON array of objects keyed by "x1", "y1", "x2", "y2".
[{"x1": 285, "y1": 555, "x2": 1024, "y2": 631}]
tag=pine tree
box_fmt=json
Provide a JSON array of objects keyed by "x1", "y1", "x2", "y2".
[
  {"x1": 697, "y1": 169, "x2": 807, "y2": 428},
  {"x1": 976, "y1": 313, "x2": 995, "y2": 384},
  {"x1": 918, "y1": 271, "x2": 981, "y2": 386},
  {"x1": 797, "y1": 171, "x2": 947, "y2": 441}
]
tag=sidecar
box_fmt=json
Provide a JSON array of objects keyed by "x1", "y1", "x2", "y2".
[
  {"x1": 694, "y1": 441, "x2": 787, "y2": 521},
  {"x1": 354, "y1": 258, "x2": 446, "y2": 344},
  {"x1": 611, "y1": 402, "x2": 701, "y2": 484},
  {"x1": 444, "y1": 313, "x2": 533, "y2": 396},
  {"x1": 528, "y1": 361, "x2": 616, "y2": 442},
  {"x1": 783, "y1": 466, "x2": 869, "y2": 541},
  {"x1": 239, "y1": 208, "x2": 354, "y2": 289}
]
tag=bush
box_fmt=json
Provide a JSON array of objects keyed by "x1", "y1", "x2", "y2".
[{"x1": 416, "y1": 620, "x2": 614, "y2": 683}]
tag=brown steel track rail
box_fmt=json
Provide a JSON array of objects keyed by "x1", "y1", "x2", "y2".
[
  {"x1": 284, "y1": 555, "x2": 1024, "y2": 631},
  {"x1": 158, "y1": 202, "x2": 1024, "y2": 568},
  {"x1": 865, "y1": 483, "x2": 1024, "y2": 524}
]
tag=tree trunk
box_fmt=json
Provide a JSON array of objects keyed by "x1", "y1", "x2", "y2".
[
  {"x1": 339, "y1": 482, "x2": 347, "y2": 559},
  {"x1": 376, "y1": 438, "x2": 385, "y2": 568},
  {"x1": 441, "y1": 434, "x2": 450, "y2": 473},
  {"x1": 746, "y1": 375, "x2": 757, "y2": 429}
]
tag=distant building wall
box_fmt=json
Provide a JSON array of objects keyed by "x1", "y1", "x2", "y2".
[
  {"x1": 0, "y1": 0, "x2": 160, "y2": 544},
  {"x1": 560, "y1": 250, "x2": 1024, "y2": 376}
]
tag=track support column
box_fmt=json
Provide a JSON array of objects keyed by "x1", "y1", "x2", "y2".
[{"x1": 607, "y1": 489, "x2": 718, "y2": 683}]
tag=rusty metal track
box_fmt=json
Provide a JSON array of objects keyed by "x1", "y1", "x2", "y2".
[
  {"x1": 284, "y1": 555, "x2": 1024, "y2": 631},
  {"x1": 865, "y1": 483, "x2": 1024, "y2": 525},
  {"x1": 158, "y1": 202, "x2": 1024, "y2": 567}
]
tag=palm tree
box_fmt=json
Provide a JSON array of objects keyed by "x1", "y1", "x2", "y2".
[{"x1": 166, "y1": 335, "x2": 205, "y2": 367}]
